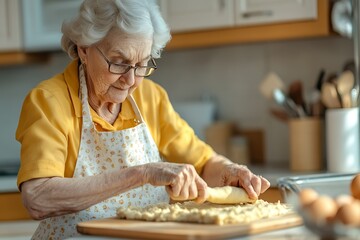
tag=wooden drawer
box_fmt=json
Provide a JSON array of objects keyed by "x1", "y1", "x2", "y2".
[
  {"x1": 259, "y1": 188, "x2": 283, "y2": 203},
  {"x1": 0, "y1": 192, "x2": 31, "y2": 221}
]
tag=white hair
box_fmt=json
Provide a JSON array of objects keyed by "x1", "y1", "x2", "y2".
[{"x1": 61, "y1": 0, "x2": 171, "y2": 59}]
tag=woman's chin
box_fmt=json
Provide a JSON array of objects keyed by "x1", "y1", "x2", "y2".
[{"x1": 112, "y1": 95, "x2": 128, "y2": 104}]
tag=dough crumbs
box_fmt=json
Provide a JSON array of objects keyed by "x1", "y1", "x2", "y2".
[{"x1": 116, "y1": 200, "x2": 293, "y2": 225}]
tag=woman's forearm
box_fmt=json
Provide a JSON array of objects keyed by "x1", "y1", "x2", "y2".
[{"x1": 21, "y1": 165, "x2": 146, "y2": 220}]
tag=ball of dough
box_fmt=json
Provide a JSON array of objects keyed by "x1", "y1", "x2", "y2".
[{"x1": 207, "y1": 186, "x2": 256, "y2": 204}]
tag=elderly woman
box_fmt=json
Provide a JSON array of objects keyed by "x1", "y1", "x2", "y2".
[{"x1": 16, "y1": 0, "x2": 270, "y2": 239}]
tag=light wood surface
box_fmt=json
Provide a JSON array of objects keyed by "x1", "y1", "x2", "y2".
[{"x1": 77, "y1": 214, "x2": 302, "y2": 240}]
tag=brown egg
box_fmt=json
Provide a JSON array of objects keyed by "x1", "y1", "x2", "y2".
[
  {"x1": 335, "y1": 200, "x2": 360, "y2": 226},
  {"x1": 306, "y1": 195, "x2": 338, "y2": 224},
  {"x1": 299, "y1": 188, "x2": 318, "y2": 207},
  {"x1": 351, "y1": 174, "x2": 360, "y2": 200},
  {"x1": 335, "y1": 194, "x2": 354, "y2": 207}
]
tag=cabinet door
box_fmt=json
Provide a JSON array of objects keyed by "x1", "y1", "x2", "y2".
[
  {"x1": 22, "y1": 0, "x2": 82, "y2": 51},
  {"x1": 235, "y1": 0, "x2": 317, "y2": 26},
  {"x1": 0, "y1": 0, "x2": 22, "y2": 51},
  {"x1": 159, "y1": 0, "x2": 234, "y2": 33}
]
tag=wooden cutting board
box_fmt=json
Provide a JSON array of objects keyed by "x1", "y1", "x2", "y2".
[{"x1": 77, "y1": 214, "x2": 302, "y2": 240}]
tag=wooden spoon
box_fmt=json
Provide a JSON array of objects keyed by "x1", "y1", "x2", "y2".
[
  {"x1": 321, "y1": 82, "x2": 342, "y2": 108},
  {"x1": 336, "y1": 70, "x2": 355, "y2": 108}
]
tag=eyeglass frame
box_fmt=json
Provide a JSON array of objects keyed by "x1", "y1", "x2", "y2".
[{"x1": 95, "y1": 46, "x2": 157, "y2": 77}]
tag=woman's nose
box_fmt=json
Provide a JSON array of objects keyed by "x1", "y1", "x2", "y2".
[{"x1": 122, "y1": 69, "x2": 136, "y2": 85}]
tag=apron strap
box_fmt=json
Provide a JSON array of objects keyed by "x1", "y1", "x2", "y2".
[{"x1": 127, "y1": 95, "x2": 145, "y2": 123}]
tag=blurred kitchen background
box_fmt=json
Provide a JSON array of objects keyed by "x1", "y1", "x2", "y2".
[
  {"x1": 0, "y1": 0, "x2": 354, "y2": 169},
  {"x1": 1, "y1": 0, "x2": 358, "y2": 237}
]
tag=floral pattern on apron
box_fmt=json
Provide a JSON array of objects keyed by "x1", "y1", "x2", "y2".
[{"x1": 31, "y1": 65, "x2": 169, "y2": 240}]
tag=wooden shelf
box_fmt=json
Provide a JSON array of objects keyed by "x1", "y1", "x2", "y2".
[
  {"x1": 0, "y1": 51, "x2": 50, "y2": 66},
  {"x1": 166, "y1": 0, "x2": 332, "y2": 50}
]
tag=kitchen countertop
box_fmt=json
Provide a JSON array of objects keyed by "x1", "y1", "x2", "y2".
[
  {"x1": 0, "y1": 165, "x2": 323, "y2": 193},
  {"x1": 66, "y1": 226, "x2": 320, "y2": 240},
  {"x1": 0, "y1": 167, "x2": 338, "y2": 240},
  {"x1": 0, "y1": 176, "x2": 18, "y2": 193},
  {"x1": 0, "y1": 220, "x2": 320, "y2": 240}
]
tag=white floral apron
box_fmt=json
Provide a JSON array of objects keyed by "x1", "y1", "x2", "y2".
[{"x1": 31, "y1": 65, "x2": 169, "y2": 240}]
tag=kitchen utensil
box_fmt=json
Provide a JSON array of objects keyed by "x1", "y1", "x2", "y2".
[
  {"x1": 259, "y1": 72, "x2": 285, "y2": 99},
  {"x1": 315, "y1": 69, "x2": 326, "y2": 91},
  {"x1": 342, "y1": 61, "x2": 360, "y2": 107},
  {"x1": 350, "y1": 88, "x2": 359, "y2": 107},
  {"x1": 307, "y1": 70, "x2": 326, "y2": 116},
  {"x1": 270, "y1": 108, "x2": 289, "y2": 122},
  {"x1": 77, "y1": 215, "x2": 302, "y2": 239},
  {"x1": 321, "y1": 82, "x2": 342, "y2": 108},
  {"x1": 273, "y1": 89, "x2": 301, "y2": 117},
  {"x1": 336, "y1": 70, "x2": 355, "y2": 108},
  {"x1": 288, "y1": 80, "x2": 307, "y2": 116}
]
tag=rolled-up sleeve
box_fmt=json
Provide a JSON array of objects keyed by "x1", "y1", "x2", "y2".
[{"x1": 16, "y1": 86, "x2": 69, "y2": 189}]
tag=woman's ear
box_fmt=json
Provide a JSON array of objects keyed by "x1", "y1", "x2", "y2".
[{"x1": 77, "y1": 46, "x2": 88, "y2": 65}]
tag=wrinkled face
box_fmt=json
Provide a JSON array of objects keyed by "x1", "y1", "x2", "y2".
[{"x1": 78, "y1": 28, "x2": 153, "y2": 104}]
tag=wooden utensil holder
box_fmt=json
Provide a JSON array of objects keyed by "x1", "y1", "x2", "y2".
[{"x1": 289, "y1": 118, "x2": 324, "y2": 172}]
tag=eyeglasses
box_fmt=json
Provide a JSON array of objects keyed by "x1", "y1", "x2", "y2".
[{"x1": 95, "y1": 46, "x2": 157, "y2": 77}]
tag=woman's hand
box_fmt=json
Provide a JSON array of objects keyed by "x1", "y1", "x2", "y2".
[
  {"x1": 201, "y1": 154, "x2": 271, "y2": 200},
  {"x1": 220, "y1": 163, "x2": 270, "y2": 200},
  {"x1": 143, "y1": 162, "x2": 208, "y2": 203}
]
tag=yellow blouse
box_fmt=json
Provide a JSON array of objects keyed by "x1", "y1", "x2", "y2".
[{"x1": 16, "y1": 60, "x2": 214, "y2": 188}]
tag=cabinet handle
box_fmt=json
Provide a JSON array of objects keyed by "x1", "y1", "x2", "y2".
[{"x1": 241, "y1": 10, "x2": 273, "y2": 18}]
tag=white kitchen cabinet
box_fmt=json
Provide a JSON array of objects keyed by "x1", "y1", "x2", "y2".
[
  {"x1": 159, "y1": 0, "x2": 234, "y2": 32},
  {"x1": 160, "y1": 0, "x2": 317, "y2": 33},
  {"x1": 166, "y1": 0, "x2": 329, "y2": 50},
  {"x1": 235, "y1": 0, "x2": 317, "y2": 26},
  {"x1": 0, "y1": 0, "x2": 22, "y2": 51},
  {"x1": 21, "y1": 0, "x2": 82, "y2": 51}
]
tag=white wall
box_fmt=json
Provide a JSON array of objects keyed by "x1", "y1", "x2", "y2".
[
  {"x1": 0, "y1": 53, "x2": 69, "y2": 166},
  {"x1": 0, "y1": 36, "x2": 353, "y2": 166}
]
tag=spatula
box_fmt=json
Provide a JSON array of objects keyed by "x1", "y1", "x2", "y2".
[
  {"x1": 288, "y1": 80, "x2": 307, "y2": 115},
  {"x1": 272, "y1": 89, "x2": 300, "y2": 118}
]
